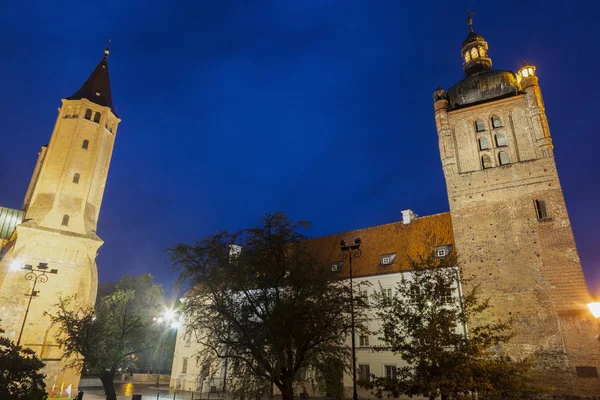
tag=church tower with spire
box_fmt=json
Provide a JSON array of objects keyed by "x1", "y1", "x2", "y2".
[
  {"x1": 0, "y1": 48, "x2": 120, "y2": 391},
  {"x1": 433, "y1": 15, "x2": 599, "y2": 394}
]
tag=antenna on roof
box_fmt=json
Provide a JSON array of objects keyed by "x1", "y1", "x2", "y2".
[{"x1": 104, "y1": 39, "x2": 111, "y2": 58}]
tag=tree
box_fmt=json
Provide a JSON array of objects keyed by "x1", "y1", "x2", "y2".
[
  {"x1": 0, "y1": 326, "x2": 46, "y2": 400},
  {"x1": 47, "y1": 274, "x2": 165, "y2": 400},
  {"x1": 368, "y1": 255, "x2": 534, "y2": 400},
  {"x1": 169, "y1": 213, "x2": 365, "y2": 400}
]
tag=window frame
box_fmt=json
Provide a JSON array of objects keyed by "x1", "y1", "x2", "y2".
[
  {"x1": 358, "y1": 364, "x2": 371, "y2": 383},
  {"x1": 93, "y1": 112, "x2": 101, "y2": 123},
  {"x1": 182, "y1": 358, "x2": 189, "y2": 374},
  {"x1": 491, "y1": 115, "x2": 503, "y2": 128},
  {"x1": 481, "y1": 154, "x2": 492, "y2": 169},
  {"x1": 384, "y1": 365, "x2": 397, "y2": 381},
  {"x1": 73, "y1": 173, "x2": 80, "y2": 184},
  {"x1": 359, "y1": 335, "x2": 369, "y2": 347},
  {"x1": 475, "y1": 119, "x2": 486, "y2": 132},
  {"x1": 478, "y1": 137, "x2": 490, "y2": 150},
  {"x1": 535, "y1": 199, "x2": 551, "y2": 221},
  {"x1": 84, "y1": 109, "x2": 93, "y2": 120},
  {"x1": 498, "y1": 151, "x2": 511, "y2": 166},
  {"x1": 82, "y1": 139, "x2": 89, "y2": 150},
  {"x1": 61, "y1": 215, "x2": 70, "y2": 226},
  {"x1": 495, "y1": 133, "x2": 507, "y2": 147}
]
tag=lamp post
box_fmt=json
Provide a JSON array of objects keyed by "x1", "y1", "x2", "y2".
[
  {"x1": 340, "y1": 237, "x2": 362, "y2": 400},
  {"x1": 14, "y1": 262, "x2": 58, "y2": 347}
]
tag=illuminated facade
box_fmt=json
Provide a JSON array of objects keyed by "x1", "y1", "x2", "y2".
[
  {"x1": 171, "y1": 16, "x2": 599, "y2": 397},
  {"x1": 0, "y1": 49, "x2": 120, "y2": 392}
]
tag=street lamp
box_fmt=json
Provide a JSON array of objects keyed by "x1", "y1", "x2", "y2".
[
  {"x1": 14, "y1": 262, "x2": 58, "y2": 347},
  {"x1": 340, "y1": 237, "x2": 362, "y2": 400},
  {"x1": 153, "y1": 309, "x2": 179, "y2": 395},
  {"x1": 587, "y1": 301, "x2": 600, "y2": 319}
]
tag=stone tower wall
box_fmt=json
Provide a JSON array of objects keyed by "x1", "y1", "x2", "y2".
[{"x1": 435, "y1": 84, "x2": 599, "y2": 394}]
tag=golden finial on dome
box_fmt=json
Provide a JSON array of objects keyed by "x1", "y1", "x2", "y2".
[
  {"x1": 467, "y1": 10, "x2": 476, "y2": 32},
  {"x1": 104, "y1": 39, "x2": 111, "y2": 58}
]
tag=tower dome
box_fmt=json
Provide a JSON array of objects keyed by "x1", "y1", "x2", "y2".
[{"x1": 461, "y1": 14, "x2": 492, "y2": 76}]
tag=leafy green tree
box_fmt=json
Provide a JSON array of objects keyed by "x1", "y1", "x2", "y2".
[
  {"x1": 368, "y1": 255, "x2": 534, "y2": 400},
  {"x1": 0, "y1": 326, "x2": 46, "y2": 400},
  {"x1": 169, "y1": 213, "x2": 366, "y2": 400},
  {"x1": 47, "y1": 274, "x2": 164, "y2": 400}
]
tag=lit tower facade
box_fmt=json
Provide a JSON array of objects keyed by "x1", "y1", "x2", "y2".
[
  {"x1": 0, "y1": 48, "x2": 120, "y2": 391},
  {"x1": 433, "y1": 16, "x2": 599, "y2": 394}
]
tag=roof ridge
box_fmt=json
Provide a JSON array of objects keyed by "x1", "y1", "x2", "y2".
[{"x1": 309, "y1": 211, "x2": 451, "y2": 241}]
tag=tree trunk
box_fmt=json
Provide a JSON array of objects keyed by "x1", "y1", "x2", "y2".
[
  {"x1": 99, "y1": 371, "x2": 117, "y2": 400},
  {"x1": 280, "y1": 379, "x2": 295, "y2": 400}
]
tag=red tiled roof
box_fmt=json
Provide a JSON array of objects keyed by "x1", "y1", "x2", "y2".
[{"x1": 306, "y1": 212, "x2": 454, "y2": 278}]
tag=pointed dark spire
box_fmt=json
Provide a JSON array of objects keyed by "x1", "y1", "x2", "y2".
[{"x1": 67, "y1": 45, "x2": 118, "y2": 117}]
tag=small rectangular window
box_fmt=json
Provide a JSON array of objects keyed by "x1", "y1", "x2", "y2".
[
  {"x1": 535, "y1": 199, "x2": 550, "y2": 221},
  {"x1": 382, "y1": 288, "x2": 392, "y2": 299},
  {"x1": 475, "y1": 119, "x2": 486, "y2": 132},
  {"x1": 379, "y1": 253, "x2": 396, "y2": 267},
  {"x1": 331, "y1": 262, "x2": 343, "y2": 272},
  {"x1": 182, "y1": 358, "x2": 188, "y2": 374},
  {"x1": 359, "y1": 335, "x2": 369, "y2": 347},
  {"x1": 359, "y1": 365, "x2": 370, "y2": 382},
  {"x1": 434, "y1": 245, "x2": 451, "y2": 259},
  {"x1": 492, "y1": 116, "x2": 503, "y2": 128}
]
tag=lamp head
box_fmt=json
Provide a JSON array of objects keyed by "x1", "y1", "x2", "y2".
[
  {"x1": 38, "y1": 263, "x2": 48, "y2": 270},
  {"x1": 353, "y1": 237, "x2": 361, "y2": 245},
  {"x1": 340, "y1": 239, "x2": 347, "y2": 247}
]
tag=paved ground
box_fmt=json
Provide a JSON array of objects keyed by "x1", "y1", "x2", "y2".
[{"x1": 77, "y1": 383, "x2": 206, "y2": 400}]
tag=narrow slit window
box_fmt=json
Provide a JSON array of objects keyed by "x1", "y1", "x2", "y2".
[
  {"x1": 82, "y1": 139, "x2": 89, "y2": 150},
  {"x1": 182, "y1": 358, "x2": 188, "y2": 374},
  {"x1": 73, "y1": 173, "x2": 80, "y2": 184},
  {"x1": 479, "y1": 137, "x2": 490, "y2": 150},
  {"x1": 498, "y1": 151, "x2": 511, "y2": 165},
  {"x1": 492, "y1": 116, "x2": 503, "y2": 128},
  {"x1": 84, "y1": 109, "x2": 92, "y2": 120},
  {"x1": 93, "y1": 112, "x2": 101, "y2": 123},
  {"x1": 535, "y1": 199, "x2": 549, "y2": 220},
  {"x1": 475, "y1": 119, "x2": 486, "y2": 132},
  {"x1": 359, "y1": 365, "x2": 370, "y2": 382},
  {"x1": 495, "y1": 134, "x2": 507, "y2": 147},
  {"x1": 481, "y1": 155, "x2": 492, "y2": 169},
  {"x1": 61, "y1": 215, "x2": 70, "y2": 226}
]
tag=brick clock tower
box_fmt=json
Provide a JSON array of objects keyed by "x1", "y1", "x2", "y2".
[
  {"x1": 0, "y1": 49, "x2": 119, "y2": 391},
  {"x1": 433, "y1": 16, "x2": 599, "y2": 394}
]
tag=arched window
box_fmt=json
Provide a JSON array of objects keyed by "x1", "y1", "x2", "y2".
[
  {"x1": 470, "y1": 47, "x2": 478, "y2": 59},
  {"x1": 475, "y1": 119, "x2": 486, "y2": 132},
  {"x1": 498, "y1": 151, "x2": 511, "y2": 165},
  {"x1": 82, "y1": 139, "x2": 89, "y2": 150},
  {"x1": 492, "y1": 115, "x2": 503, "y2": 128},
  {"x1": 84, "y1": 109, "x2": 92, "y2": 120},
  {"x1": 465, "y1": 52, "x2": 471, "y2": 62},
  {"x1": 478, "y1": 46, "x2": 486, "y2": 57},
  {"x1": 93, "y1": 112, "x2": 101, "y2": 123},
  {"x1": 495, "y1": 133, "x2": 507, "y2": 147},
  {"x1": 481, "y1": 155, "x2": 492, "y2": 169},
  {"x1": 479, "y1": 137, "x2": 490, "y2": 150},
  {"x1": 73, "y1": 173, "x2": 80, "y2": 184},
  {"x1": 61, "y1": 215, "x2": 70, "y2": 226}
]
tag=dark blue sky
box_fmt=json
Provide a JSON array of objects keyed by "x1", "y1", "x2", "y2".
[{"x1": 1, "y1": 1, "x2": 598, "y2": 293}]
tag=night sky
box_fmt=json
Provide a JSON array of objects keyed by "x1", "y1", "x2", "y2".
[{"x1": 0, "y1": 1, "x2": 598, "y2": 293}]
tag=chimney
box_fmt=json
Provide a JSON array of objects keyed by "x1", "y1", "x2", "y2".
[{"x1": 401, "y1": 209, "x2": 418, "y2": 224}]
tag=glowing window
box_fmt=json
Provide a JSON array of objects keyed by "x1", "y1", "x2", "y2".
[
  {"x1": 522, "y1": 69, "x2": 529, "y2": 78},
  {"x1": 93, "y1": 112, "x2": 101, "y2": 123},
  {"x1": 61, "y1": 215, "x2": 70, "y2": 226},
  {"x1": 498, "y1": 151, "x2": 511, "y2": 165},
  {"x1": 465, "y1": 52, "x2": 471, "y2": 62},
  {"x1": 82, "y1": 140, "x2": 89, "y2": 150},
  {"x1": 495, "y1": 134, "x2": 507, "y2": 147},
  {"x1": 479, "y1": 137, "x2": 490, "y2": 150},
  {"x1": 481, "y1": 155, "x2": 492, "y2": 169},
  {"x1": 479, "y1": 46, "x2": 486, "y2": 57},
  {"x1": 475, "y1": 119, "x2": 486, "y2": 132},
  {"x1": 84, "y1": 109, "x2": 92, "y2": 120},
  {"x1": 73, "y1": 173, "x2": 80, "y2": 184},
  {"x1": 470, "y1": 47, "x2": 478, "y2": 59},
  {"x1": 528, "y1": 67, "x2": 534, "y2": 76}
]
